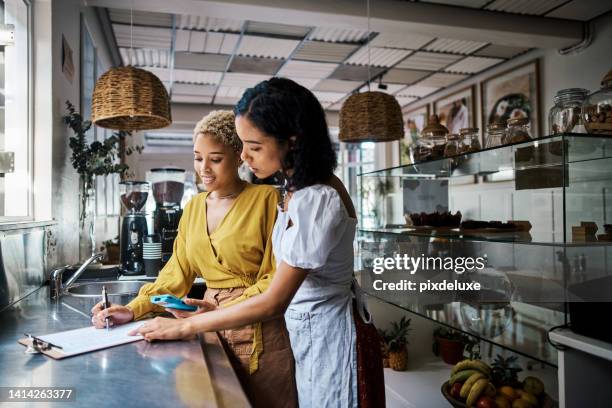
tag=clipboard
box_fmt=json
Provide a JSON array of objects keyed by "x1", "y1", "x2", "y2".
[{"x1": 17, "y1": 320, "x2": 149, "y2": 359}]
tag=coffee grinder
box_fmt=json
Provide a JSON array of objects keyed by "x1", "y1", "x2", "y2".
[
  {"x1": 119, "y1": 181, "x2": 150, "y2": 275},
  {"x1": 149, "y1": 168, "x2": 185, "y2": 266}
]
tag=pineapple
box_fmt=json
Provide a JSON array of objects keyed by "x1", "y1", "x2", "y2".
[
  {"x1": 491, "y1": 354, "x2": 523, "y2": 387},
  {"x1": 385, "y1": 316, "x2": 411, "y2": 371},
  {"x1": 378, "y1": 329, "x2": 390, "y2": 368}
]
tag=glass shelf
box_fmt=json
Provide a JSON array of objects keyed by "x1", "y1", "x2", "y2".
[
  {"x1": 359, "y1": 228, "x2": 612, "y2": 247},
  {"x1": 359, "y1": 133, "x2": 612, "y2": 180},
  {"x1": 357, "y1": 133, "x2": 612, "y2": 366}
]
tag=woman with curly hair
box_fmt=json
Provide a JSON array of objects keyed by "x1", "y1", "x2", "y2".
[
  {"x1": 131, "y1": 79, "x2": 368, "y2": 407},
  {"x1": 92, "y1": 110, "x2": 297, "y2": 408}
]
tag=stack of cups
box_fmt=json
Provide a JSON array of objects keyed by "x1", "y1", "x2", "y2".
[{"x1": 143, "y1": 234, "x2": 162, "y2": 277}]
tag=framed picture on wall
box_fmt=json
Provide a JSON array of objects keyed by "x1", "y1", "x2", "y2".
[
  {"x1": 399, "y1": 105, "x2": 430, "y2": 165},
  {"x1": 480, "y1": 59, "x2": 541, "y2": 137},
  {"x1": 433, "y1": 85, "x2": 476, "y2": 135}
]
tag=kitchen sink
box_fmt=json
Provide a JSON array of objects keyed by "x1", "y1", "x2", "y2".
[
  {"x1": 66, "y1": 281, "x2": 148, "y2": 297},
  {"x1": 61, "y1": 280, "x2": 149, "y2": 316}
]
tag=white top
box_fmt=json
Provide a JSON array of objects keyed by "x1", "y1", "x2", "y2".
[{"x1": 273, "y1": 184, "x2": 357, "y2": 295}]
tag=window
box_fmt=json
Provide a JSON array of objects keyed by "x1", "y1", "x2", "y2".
[
  {"x1": 0, "y1": 0, "x2": 31, "y2": 221},
  {"x1": 332, "y1": 127, "x2": 375, "y2": 227}
]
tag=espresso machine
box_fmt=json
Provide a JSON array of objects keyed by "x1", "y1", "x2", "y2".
[
  {"x1": 149, "y1": 168, "x2": 185, "y2": 265},
  {"x1": 119, "y1": 181, "x2": 150, "y2": 275}
]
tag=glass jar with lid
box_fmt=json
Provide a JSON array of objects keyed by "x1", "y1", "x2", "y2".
[
  {"x1": 459, "y1": 127, "x2": 481, "y2": 153},
  {"x1": 485, "y1": 122, "x2": 506, "y2": 148},
  {"x1": 506, "y1": 117, "x2": 532, "y2": 143},
  {"x1": 417, "y1": 114, "x2": 449, "y2": 161},
  {"x1": 444, "y1": 134, "x2": 460, "y2": 157},
  {"x1": 582, "y1": 70, "x2": 612, "y2": 135},
  {"x1": 549, "y1": 88, "x2": 589, "y2": 135}
]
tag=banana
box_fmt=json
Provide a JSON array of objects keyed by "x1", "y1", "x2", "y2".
[
  {"x1": 460, "y1": 372, "x2": 486, "y2": 399},
  {"x1": 466, "y1": 378, "x2": 489, "y2": 407},
  {"x1": 451, "y1": 359, "x2": 491, "y2": 377},
  {"x1": 449, "y1": 369, "x2": 480, "y2": 386}
]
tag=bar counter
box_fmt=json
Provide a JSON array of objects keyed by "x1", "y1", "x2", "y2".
[{"x1": 0, "y1": 286, "x2": 250, "y2": 407}]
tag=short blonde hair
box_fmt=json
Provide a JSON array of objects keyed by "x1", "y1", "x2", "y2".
[{"x1": 193, "y1": 110, "x2": 242, "y2": 154}]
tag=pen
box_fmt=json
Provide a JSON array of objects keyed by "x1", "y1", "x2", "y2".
[{"x1": 102, "y1": 285, "x2": 110, "y2": 331}]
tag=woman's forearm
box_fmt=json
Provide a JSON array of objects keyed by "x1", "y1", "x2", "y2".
[
  {"x1": 187, "y1": 290, "x2": 281, "y2": 333},
  {"x1": 186, "y1": 261, "x2": 308, "y2": 334}
]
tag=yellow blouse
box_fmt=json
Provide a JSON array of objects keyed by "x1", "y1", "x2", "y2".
[{"x1": 126, "y1": 183, "x2": 279, "y2": 373}]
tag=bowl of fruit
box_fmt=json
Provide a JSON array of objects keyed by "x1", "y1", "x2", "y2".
[{"x1": 441, "y1": 356, "x2": 556, "y2": 408}]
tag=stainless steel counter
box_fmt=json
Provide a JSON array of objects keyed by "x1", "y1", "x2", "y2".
[{"x1": 0, "y1": 286, "x2": 250, "y2": 408}]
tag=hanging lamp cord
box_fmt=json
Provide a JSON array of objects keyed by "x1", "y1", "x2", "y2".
[{"x1": 366, "y1": 0, "x2": 371, "y2": 92}]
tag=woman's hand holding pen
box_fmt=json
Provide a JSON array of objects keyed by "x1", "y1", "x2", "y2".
[
  {"x1": 165, "y1": 298, "x2": 216, "y2": 319},
  {"x1": 91, "y1": 302, "x2": 134, "y2": 329}
]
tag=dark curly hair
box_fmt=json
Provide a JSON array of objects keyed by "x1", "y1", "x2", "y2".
[{"x1": 234, "y1": 77, "x2": 336, "y2": 191}]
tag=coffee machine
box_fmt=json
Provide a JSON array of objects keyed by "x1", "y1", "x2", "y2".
[
  {"x1": 149, "y1": 168, "x2": 185, "y2": 265},
  {"x1": 119, "y1": 181, "x2": 149, "y2": 275}
]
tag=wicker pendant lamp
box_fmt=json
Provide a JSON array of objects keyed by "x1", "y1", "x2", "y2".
[
  {"x1": 91, "y1": 65, "x2": 172, "y2": 131},
  {"x1": 339, "y1": 91, "x2": 404, "y2": 142},
  {"x1": 91, "y1": 6, "x2": 171, "y2": 131},
  {"x1": 338, "y1": 0, "x2": 404, "y2": 143}
]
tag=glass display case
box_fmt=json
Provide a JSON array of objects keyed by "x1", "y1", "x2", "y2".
[{"x1": 357, "y1": 133, "x2": 612, "y2": 367}]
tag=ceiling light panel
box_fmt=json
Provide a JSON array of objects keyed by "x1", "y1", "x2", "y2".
[
  {"x1": 395, "y1": 96, "x2": 418, "y2": 107},
  {"x1": 397, "y1": 84, "x2": 441, "y2": 98},
  {"x1": 289, "y1": 77, "x2": 321, "y2": 90},
  {"x1": 173, "y1": 69, "x2": 223, "y2": 85},
  {"x1": 109, "y1": 9, "x2": 173, "y2": 27},
  {"x1": 369, "y1": 33, "x2": 434, "y2": 49},
  {"x1": 278, "y1": 61, "x2": 339, "y2": 79},
  {"x1": 485, "y1": 0, "x2": 569, "y2": 15},
  {"x1": 215, "y1": 86, "x2": 247, "y2": 98},
  {"x1": 229, "y1": 56, "x2": 284, "y2": 75},
  {"x1": 175, "y1": 31, "x2": 240, "y2": 54},
  {"x1": 314, "y1": 79, "x2": 363, "y2": 93},
  {"x1": 173, "y1": 83, "x2": 217, "y2": 96},
  {"x1": 382, "y1": 69, "x2": 430, "y2": 85},
  {"x1": 313, "y1": 91, "x2": 345, "y2": 107},
  {"x1": 418, "y1": 72, "x2": 468, "y2": 88},
  {"x1": 119, "y1": 48, "x2": 170, "y2": 68},
  {"x1": 140, "y1": 67, "x2": 170, "y2": 83},
  {"x1": 329, "y1": 65, "x2": 386, "y2": 81},
  {"x1": 220, "y1": 73, "x2": 270, "y2": 88},
  {"x1": 474, "y1": 44, "x2": 529, "y2": 59},
  {"x1": 395, "y1": 51, "x2": 462, "y2": 71},
  {"x1": 308, "y1": 27, "x2": 369, "y2": 43},
  {"x1": 113, "y1": 24, "x2": 172, "y2": 49},
  {"x1": 246, "y1": 21, "x2": 310, "y2": 38},
  {"x1": 172, "y1": 94, "x2": 215, "y2": 105},
  {"x1": 237, "y1": 35, "x2": 300, "y2": 59},
  {"x1": 177, "y1": 15, "x2": 243, "y2": 32},
  {"x1": 174, "y1": 52, "x2": 230, "y2": 71},
  {"x1": 424, "y1": 38, "x2": 487, "y2": 55},
  {"x1": 445, "y1": 56, "x2": 503, "y2": 74},
  {"x1": 293, "y1": 41, "x2": 359, "y2": 63},
  {"x1": 345, "y1": 46, "x2": 413, "y2": 67}
]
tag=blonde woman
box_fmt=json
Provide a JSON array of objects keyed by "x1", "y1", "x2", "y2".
[{"x1": 92, "y1": 110, "x2": 297, "y2": 407}]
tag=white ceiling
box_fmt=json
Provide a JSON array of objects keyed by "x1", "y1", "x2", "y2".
[{"x1": 101, "y1": 0, "x2": 612, "y2": 111}]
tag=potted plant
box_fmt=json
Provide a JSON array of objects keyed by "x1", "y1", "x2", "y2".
[
  {"x1": 432, "y1": 327, "x2": 472, "y2": 365},
  {"x1": 380, "y1": 316, "x2": 411, "y2": 371},
  {"x1": 64, "y1": 101, "x2": 142, "y2": 258}
]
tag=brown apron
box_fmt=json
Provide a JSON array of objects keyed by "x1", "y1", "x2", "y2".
[{"x1": 204, "y1": 287, "x2": 298, "y2": 408}]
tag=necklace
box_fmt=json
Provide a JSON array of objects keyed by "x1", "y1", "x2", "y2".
[{"x1": 209, "y1": 181, "x2": 246, "y2": 200}]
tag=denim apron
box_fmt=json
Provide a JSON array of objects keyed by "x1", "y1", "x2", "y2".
[{"x1": 273, "y1": 206, "x2": 358, "y2": 408}]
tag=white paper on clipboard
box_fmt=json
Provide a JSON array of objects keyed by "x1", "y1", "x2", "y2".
[{"x1": 34, "y1": 319, "x2": 149, "y2": 357}]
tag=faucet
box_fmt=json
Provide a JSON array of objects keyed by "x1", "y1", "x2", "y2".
[{"x1": 50, "y1": 252, "x2": 105, "y2": 299}]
